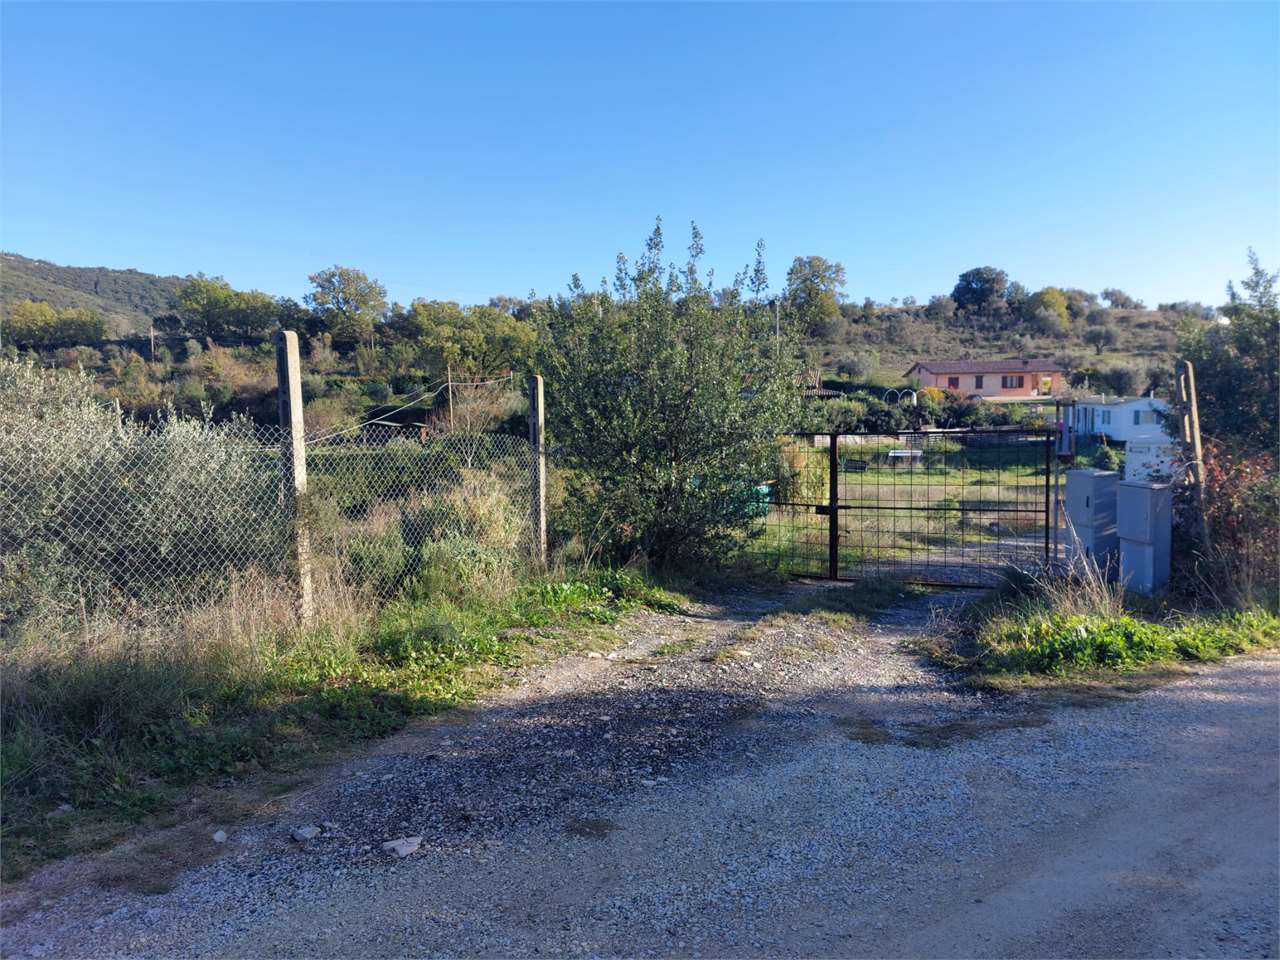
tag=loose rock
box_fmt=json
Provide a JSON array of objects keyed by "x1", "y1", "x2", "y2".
[{"x1": 381, "y1": 836, "x2": 422, "y2": 858}]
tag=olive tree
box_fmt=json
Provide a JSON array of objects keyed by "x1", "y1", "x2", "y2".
[{"x1": 536, "y1": 222, "x2": 802, "y2": 566}]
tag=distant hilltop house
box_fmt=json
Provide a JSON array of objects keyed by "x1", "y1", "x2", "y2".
[
  {"x1": 904, "y1": 359, "x2": 1066, "y2": 401},
  {"x1": 1071, "y1": 394, "x2": 1170, "y2": 444}
]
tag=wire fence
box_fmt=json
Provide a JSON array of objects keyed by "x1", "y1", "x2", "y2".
[{"x1": 0, "y1": 410, "x2": 537, "y2": 638}]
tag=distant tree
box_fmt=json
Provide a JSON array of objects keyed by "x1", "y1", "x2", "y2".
[
  {"x1": 784, "y1": 256, "x2": 846, "y2": 340},
  {"x1": 1098, "y1": 364, "x2": 1140, "y2": 396},
  {"x1": 1144, "y1": 362, "x2": 1173, "y2": 397},
  {"x1": 488, "y1": 295, "x2": 532, "y2": 322},
  {"x1": 749, "y1": 239, "x2": 769, "y2": 302},
  {"x1": 835, "y1": 350, "x2": 879, "y2": 382},
  {"x1": 1027, "y1": 287, "x2": 1070, "y2": 336},
  {"x1": 1083, "y1": 324, "x2": 1118, "y2": 355},
  {"x1": 924, "y1": 295, "x2": 957, "y2": 324},
  {"x1": 305, "y1": 266, "x2": 387, "y2": 347},
  {"x1": 1084, "y1": 307, "x2": 1110, "y2": 327},
  {"x1": 1061, "y1": 288, "x2": 1098, "y2": 323},
  {"x1": 1004, "y1": 281, "x2": 1030, "y2": 317},
  {"x1": 394, "y1": 299, "x2": 537, "y2": 375},
  {"x1": 224, "y1": 289, "x2": 280, "y2": 339},
  {"x1": 4, "y1": 300, "x2": 57, "y2": 347},
  {"x1": 951, "y1": 266, "x2": 1008, "y2": 314},
  {"x1": 1102, "y1": 288, "x2": 1144, "y2": 310},
  {"x1": 1176, "y1": 249, "x2": 1279, "y2": 450},
  {"x1": 3, "y1": 300, "x2": 107, "y2": 348},
  {"x1": 173, "y1": 275, "x2": 238, "y2": 339},
  {"x1": 275, "y1": 297, "x2": 317, "y2": 336}
]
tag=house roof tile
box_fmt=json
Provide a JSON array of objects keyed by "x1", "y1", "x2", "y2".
[{"x1": 905, "y1": 358, "x2": 1065, "y2": 376}]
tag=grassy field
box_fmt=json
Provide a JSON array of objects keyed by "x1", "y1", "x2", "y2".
[{"x1": 748, "y1": 437, "x2": 1051, "y2": 578}]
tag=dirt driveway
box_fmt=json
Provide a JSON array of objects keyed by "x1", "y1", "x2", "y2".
[{"x1": 4, "y1": 583, "x2": 1278, "y2": 959}]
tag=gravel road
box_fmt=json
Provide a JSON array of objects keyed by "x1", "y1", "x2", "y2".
[{"x1": 4, "y1": 583, "x2": 1277, "y2": 959}]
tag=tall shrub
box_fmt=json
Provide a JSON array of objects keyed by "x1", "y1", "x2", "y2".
[{"x1": 536, "y1": 222, "x2": 802, "y2": 565}]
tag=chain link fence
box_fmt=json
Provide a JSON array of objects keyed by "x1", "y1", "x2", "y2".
[{"x1": 1, "y1": 363, "x2": 538, "y2": 640}]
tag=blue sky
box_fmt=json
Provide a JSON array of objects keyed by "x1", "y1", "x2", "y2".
[{"x1": 2, "y1": 2, "x2": 1276, "y2": 308}]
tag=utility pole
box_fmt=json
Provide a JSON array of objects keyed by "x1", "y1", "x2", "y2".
[{"x1": 1177, "y1": 360, "x2": 1210, "y2": 548}]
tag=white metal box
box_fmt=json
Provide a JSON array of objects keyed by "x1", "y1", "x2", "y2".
[
  {"x1": 1065, "y1": 469, "x2": 1119, "y2": 531},
  {"x1": 1125, "y1": 431, "x2": 1179, "y2": 482}
]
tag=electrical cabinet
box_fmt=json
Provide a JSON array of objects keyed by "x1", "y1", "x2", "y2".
[
  {"x1": 1117, "y1": 481, "x2": 1172, "y2": 594},
  {"x1": 1065, "y1": 469, "x2": 1119, "y2": 531},
  {"x1": 1066, "y1": 526, "x2": 1119, "y2": 576}
]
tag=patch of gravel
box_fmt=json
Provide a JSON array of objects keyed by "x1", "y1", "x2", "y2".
[{"x1": 3, "y1": 583, "x2": 1277, "y2": 960}]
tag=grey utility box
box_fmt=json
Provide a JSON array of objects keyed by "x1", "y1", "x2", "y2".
[
  {"x1": 1064, "y1": 469, "x2": 1120, "y2": 576},
  {"x1": 1065, "y1": 469, "x2": 1119, "y2": 530},
  {"x1": 1117, "y1": 480, "x2": 1172, "y2": 594},
  {"x1": 1069, "y1": 525, "x2": 1120, "y2": 575}
]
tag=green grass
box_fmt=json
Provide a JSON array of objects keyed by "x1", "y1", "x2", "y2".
[
  {"x1": 973, "y1": 610, "x2": 1279, "y2": 675},
  {"x1": 922, "y1": 570, "x2": 1280, "y2": 682},
  {"x1": 0, "y1": 567, "x2": 684, "y2": 880}
]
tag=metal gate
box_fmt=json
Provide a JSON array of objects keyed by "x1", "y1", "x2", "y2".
[{"x1": 752, "y1": 428, "x2": 1055, "y2": 587}]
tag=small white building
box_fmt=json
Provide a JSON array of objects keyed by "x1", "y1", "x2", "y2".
[{"x1": 1072, "y1": 395, "x2": 1171, "y2": 444}]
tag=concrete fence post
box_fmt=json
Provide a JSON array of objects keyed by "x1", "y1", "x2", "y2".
[
  {"x1": 528, "y1": 373, "x2": 547, "y2": 566},
  {"x1": 275, "y1": 330, "x2": 314, "y2": 625}
]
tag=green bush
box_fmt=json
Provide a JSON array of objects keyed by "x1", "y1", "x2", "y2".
[
  {"x1": 1092, "y1": 444, "x2": 1123, "y2": 471},
  {"x1": 537, "y1": 222, "x2": 801, "y2": 566}
]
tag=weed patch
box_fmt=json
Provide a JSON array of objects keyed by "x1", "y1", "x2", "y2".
[{"x1": 933, "y1": 600, "x2": 1278, "y2": 681}]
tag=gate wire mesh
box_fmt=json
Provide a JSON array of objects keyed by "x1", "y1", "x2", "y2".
[
  {"x1": 1, "y1": 410, "x2": 535, "y2": 639},
  {"x1": 750, "y1": 429, "x2": 1054, "y2": 586}
]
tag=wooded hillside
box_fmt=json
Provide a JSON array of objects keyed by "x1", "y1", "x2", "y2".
[{"x1": 0, "y1": 253, "x2": 186, "y2": 336}]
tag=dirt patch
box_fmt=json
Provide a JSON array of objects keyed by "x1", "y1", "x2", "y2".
[
  {"x1": 833, "y1": 707, "x2": 1051, "y2": 748},
  {"x1": 833, "y1": 716, "x2": 895, "y2": 744},
  {"x1": 564, "y1": 817, "x2": 621, "y2": 839}
]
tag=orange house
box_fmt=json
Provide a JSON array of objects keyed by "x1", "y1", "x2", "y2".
[{"x1": 904, "y1": 359, "x2": 1065, "y2": 400}]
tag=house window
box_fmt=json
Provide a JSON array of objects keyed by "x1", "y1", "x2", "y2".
[
  {"x1": 947, "y1": 376, "x2": 960, "y2": 389},
  {"x1": 974, "y1": 375, "x2": 984, "y2": 389},
  {"x1": 1001, "y1": 375, "x2": 1025, "y2": 389},
  {"x1": 1101, "y1": 410, "x2": 1112, "y2": 425}
]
